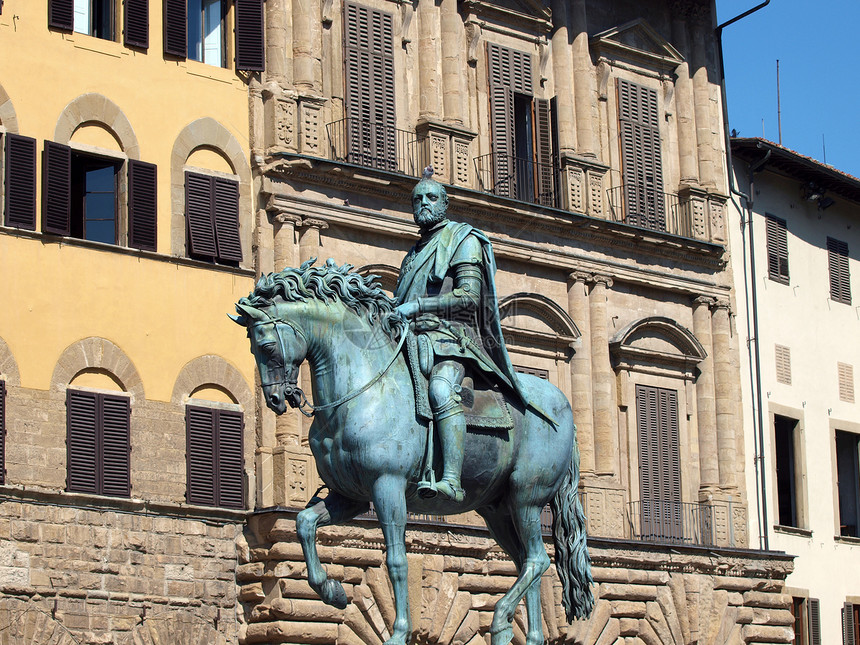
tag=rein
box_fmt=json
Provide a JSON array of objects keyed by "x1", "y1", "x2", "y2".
[{"x1": 253, "y1": 316, "x2": 408, "y2": 417}]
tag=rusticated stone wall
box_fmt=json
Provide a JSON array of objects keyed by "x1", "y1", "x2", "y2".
[
  {"x1": 0, "y1": 492, "x2": 244, "y2": 644},
  {"x1": 239, "y1": 511, "x2": 795, "y2": 645}
]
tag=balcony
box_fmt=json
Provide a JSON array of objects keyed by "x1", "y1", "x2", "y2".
[
  {"x1": 326, "y1": 118, "x2": 423, "y2": 177},
  {"x1": 625, "y1": 499, "x2": 716, "y2": 546},
  {"x1": 474, "y1": 153, "x2": 560, "y2": 208},
  {"x1": 606, "y1": 185, "x2": 693, "y2": 237}
]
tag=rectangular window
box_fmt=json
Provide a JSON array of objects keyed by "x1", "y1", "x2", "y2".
[
  {"x1": 774, "y1": 414, "x2": 801, "y2": 528},
  {"x1": 71, "y1": 153, "x2": 121, "y2": 244},
  {"x1": 186, "y1": 405, "x2": 244, "y2": 508},
  {"x1": 617, "y1": 78, "x2": 665, "y2": 231},
  {"x1": 766, "y1": 214, "x2": 789, "y2": 284},
  {"x1": 836, "y1": 430, "x2": 860, "y2": 538},
  {"x1": 185, "y1": 171, "x2": 242, "y2": 264},
  {"x1": 790, "y1": 597, "x2": 807, "y2": 645},
  {"x1": 845, "y1": 602, "x2": 859, "y2": 645},
  {"x1": 839, "y1": 363, "x2": 855, "y2": 403},
  {"x1": 342, "y1": 1, "x2": 396, "y2": 171},
  {"x1": 73, "y1": 0, "x2": 114, "y2": 40},
  {"x1": 636, "y1": 385, "x2": 682, "y2": 542},
  {"x1": 828, "y1": 237, "x2": 851, "y2": 304},
  {"x1": 66, "y1": 389, "x2": 130, "y2": 497},
  {"x1": 188, "y1": 0, "x2": 225, "y2": 66},
  {"x1": 775, "y1": 344, "x2": 792, "y2": 385}
]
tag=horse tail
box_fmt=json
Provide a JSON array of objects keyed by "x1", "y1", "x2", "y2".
[{"x1": 550, "y1": 426, "x2": 594, "y2": 622}]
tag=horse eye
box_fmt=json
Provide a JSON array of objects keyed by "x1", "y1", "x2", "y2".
[{"x1": 261, "y1": 342, "x2": 277, "y2": 356}]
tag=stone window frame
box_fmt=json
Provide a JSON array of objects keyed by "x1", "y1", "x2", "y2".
[
  {"x1": 170, "y1": 118, "x2": 252, "y2": 268},
  {"x1": 831, "y1": 417, "x2": 860, "y2": 541},
  {"x1": 767, "y1": 402, "x2": 810, "y2": 534}
]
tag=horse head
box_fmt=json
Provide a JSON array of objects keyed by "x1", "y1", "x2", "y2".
[{"x1": 230, "y1": 302, "x2": 309, "y2": 414}]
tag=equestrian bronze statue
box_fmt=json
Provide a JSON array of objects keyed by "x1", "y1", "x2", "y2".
[{"x1": 232, "y1": 172, "x2": 593, "y2": 645}]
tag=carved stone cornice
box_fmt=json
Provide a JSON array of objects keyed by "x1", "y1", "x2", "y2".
[{"x1": 461, "y1": 0, "x2": 552, "y2": 36}]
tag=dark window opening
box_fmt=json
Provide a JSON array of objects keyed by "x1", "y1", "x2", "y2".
[
  {"x1": 75, "y1": 0, "x2": 115, "y2": 40},
  {"x1": 790, "y1": 597, "x2": 807, "y2": 645},
  {"x1": 186, "y1": 405, "x2": 245, "y2": 509},
  {"x1": 71, "y1": 153, "x2": 120, "y2": 245},
  {"x1": 188, "y1": 0, "x2": 226, "y2": 66},
  {"x1": 774, "y1": 414, "x2": 800, "y2": 528},
  {"x1": 836, "y1": 430, "x2": 860, "y2": 538},
  {"x1": 185, "y1": 171, "x2": 243, "y2": 265}
]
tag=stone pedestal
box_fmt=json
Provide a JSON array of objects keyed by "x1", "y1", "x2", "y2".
[
  {"x1": 559, "y1": 154, "x2": 608, "y2": 218},
  {"x1": 415, "y1": 120, "x2": 477, "y2": 187}
]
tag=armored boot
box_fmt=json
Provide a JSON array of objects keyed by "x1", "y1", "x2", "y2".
[{"x1": 434, "y1": 408, "x2": 466, "y2": 503}]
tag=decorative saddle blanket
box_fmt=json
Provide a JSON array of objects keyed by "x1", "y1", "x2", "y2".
[{"x1": 404, "y1": 332, "x2": 514, "y2": 430}]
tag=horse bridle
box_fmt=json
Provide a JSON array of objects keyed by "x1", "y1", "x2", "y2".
[{"x1": 251, "y1": 316, "x2": 408, "y2": 418}]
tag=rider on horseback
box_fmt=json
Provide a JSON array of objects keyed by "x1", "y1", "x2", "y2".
[{"x1": 394, "y1": 168, "x2": 531, "y2": 503}]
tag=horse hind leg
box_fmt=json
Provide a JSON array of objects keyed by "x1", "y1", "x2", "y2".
[
  {"x1": 478, "y1": 505, "x2": 547, "y2": 645},
  {"x1": 296, "y1": 491, "x2": 369, "y2": 608}
]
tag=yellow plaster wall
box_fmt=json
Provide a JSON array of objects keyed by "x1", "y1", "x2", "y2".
[{"x1": 0, "y1": 3, "x2": 256, "y2": 402}]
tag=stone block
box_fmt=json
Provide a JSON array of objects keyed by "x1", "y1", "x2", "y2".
[
  {"x1": 610, "y1": 601, "x2": 647, "y2": 618},
  {"x1": 238, "y1": 562, "x2": 265, "y2": 582},
  {"x1": 741, "y1": 624, "x2": 793, "y2": 643},
  {"x1": 240, "y1": 582, "x2": 266, "y2": 603},
  {"x1": 743, "y1": 591, "x2": 791, "y2": 609}
]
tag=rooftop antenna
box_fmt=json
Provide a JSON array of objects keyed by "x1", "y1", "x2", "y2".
[
  {"x1": 776, "y1": 59, "x2": 782, "y2": 145},
  {"x1": 823, "y1": 134, "x2": 827, "y2": 164}
]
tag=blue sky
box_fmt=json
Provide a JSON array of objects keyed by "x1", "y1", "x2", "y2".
[{"x1": 718, "y1": 0, "x2": 860, "y2": 178}]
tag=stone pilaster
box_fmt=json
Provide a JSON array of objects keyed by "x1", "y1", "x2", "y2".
[
  {"x1": 690, "y1": 12, "x2": 716, "y2": 188},
  {"x1": 266, "y1": 0, "x2": 293, "y2": 85},
  {"x1": 417, "y1": 0, "x2": 441, "y2": 121},
  {"x1": 550, "y1": 0, "x2": 576, "y2": 155},
  {"x1": 570, "y1": 0, "x2": 595, "y2": 158},
  {"x1": 568, "y1": 272, "x2": 594, "y2": 474},
  {"x1": 589, "y1": 275, "x2": 616, "y2": 477},
  {"x1": 711, "y1": 299, "x2": 737, "y2": 489},
  {"x1": 671, "y1": 14, "x2": 698, "y2": 185},
  {"x1": 292, "y1": 0, "x2": 322, "y2": 93},
  {"x1": 440, "y1": 0, "x2": 464, "y2": 125},
  {"x1": 274, "y1": 212, "x2": 303, "y2": 272},
  {"x1": 692, "y1": 295, "x2": 718, "y2": 489}
]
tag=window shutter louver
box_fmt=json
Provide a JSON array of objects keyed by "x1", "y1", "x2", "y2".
[
  {"x1": 618, "y1": 78, "x2": 665, "y2": 231},
  {"x1": 186, "y1": 406, "x2": 216, "y2": 506},
  {"x1": 489, "y1": 83, "x2": 514, "y2": 197},
  {"x1": 534, "y1": 97, "x2": 554, "y2": 206},
  {"x1": 235, "y1": 0, "x2": 265, "y2": 71},
  {"x1": 124, "y1": 0, "x2": 150, "y2": 49},
  {"x1": 4, "y1": 134, "x2": 37, "y2": 230},
  {"x1": 808, "y1": 598, "x2": 821, "y2": 645},
  {"x1": 100, "y1": 394, "x2": 130, "y2": 497},
  {"x1": 185, "y1": 172, "x2": 217, "y2": 258},
  {"x1": 213, "y1": 177, "x2": 243, "y2": 262},
  {"x1": 163, "y1": 0, "x2": 187, "y2": 58},
  {"x1": 42, "y1": 141, "x2": 72, "y2": 236},
  {"x1": 49, "y1": 0, "x2": 75, "y2": 30},
  {"x1": 839, "y1": 362, "x2": 855, "y2": 403},
  {"x1": 0, "y1": 381, "x2": 6, "y2": 485},
  {"x1": 216, "y1": 410, "x2": 245, "y2": 508},
  {"x1": 775, "y1": 344, "x2": 792, "y2": 385},
  {"x1": 128, "y1": 159, "x2": 157, "y2": 251},
  {"x1": 765, "y1": 215, "x2": 789, "y2": 283},
  {"x1": 67, "y1": 390, "x2": 99, "y2": 494},
  {"x1": 828, "y1": 237, "x2": 851, "y2": 305},
  {"x1": 845, "y1": 603, "x2": 856, "y2": 645}
]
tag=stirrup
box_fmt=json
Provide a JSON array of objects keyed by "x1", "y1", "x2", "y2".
[
  {"x1": 417, "y1": 479, "x2": 438, "y2": 499},
  {"x1": 435, "y1": 480, "x2": 465, "y2": 503}
]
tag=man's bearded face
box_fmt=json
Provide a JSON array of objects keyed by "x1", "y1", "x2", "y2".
[{"x1": 412, "y1": 182, "x2": 448, "y2": 228}]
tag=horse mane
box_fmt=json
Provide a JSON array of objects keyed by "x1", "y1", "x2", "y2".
[{"x1": 240, "y1": 258, "x2": 402, "y2": 338}]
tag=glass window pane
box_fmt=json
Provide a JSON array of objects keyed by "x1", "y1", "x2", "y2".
[
  {"x1": 188, "y1": 0, "x2": 203, "y2": 61},
  {"x1": 86, "y1": 164, "x2": 115, "y2": 192},
  {"x1": 74, "y1": 0, "x2": 90, "y2": 34},
  {"x1": 85, "y1": 217, "x2": 115, "y2": 244},
  {"x1": 203, "y1": 0, "x2": 223, "y2": 67}
]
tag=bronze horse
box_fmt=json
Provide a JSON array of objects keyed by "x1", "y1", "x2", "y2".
[{"x1": 233, "y1": 260, "x2": 593, "y2": 645}]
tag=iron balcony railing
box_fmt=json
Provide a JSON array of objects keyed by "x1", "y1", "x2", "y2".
[
  {"x1": 626, "y1": 499, "x2": 715, "y2": 546},
  {"x1": 326, "y1": 118, "x2": 422, "y2": 177},
  {"x1": 474, "y1": 153, "x2": 561, "y2": 208},
  {"x1": 606, "y1": 185, "x2": 692, "y2": 237}
]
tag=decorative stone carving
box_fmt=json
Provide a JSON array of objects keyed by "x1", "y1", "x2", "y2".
[
  {"x1": 587, "y1": 169, "x2": 605, "y2": 217},
  {"x1": 566, "y1": 166, "x2": 585, "y2": 213},
  {"x1": 400, "y1": 2, "x2": 415, "y2": 46},
  {"x1": 465, "y1": 21, "x2": 481, "y2": 65},
  {"x1": 709, "y1": 196, "x2": 727, "y2": 243},
  {"x1": 453, "y1": 138, "x2": 470, "y2": 186},
  {"x1": 265, "y1": 95, "x2": 298, "y2": 153},
  {"x1": 299, "y1": 99, "x2": 324, "y2": 156}
]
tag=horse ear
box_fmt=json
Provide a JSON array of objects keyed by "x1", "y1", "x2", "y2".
[
  {"x1": 234, "y1": 303, "x2": 268, "y2": 325},
  {"x1": 228, "y1": 312, "x2": 245, "y2": 325}
]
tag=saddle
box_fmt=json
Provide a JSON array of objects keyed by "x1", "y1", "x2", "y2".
[{"x1": 404, "y1": 332, "x2": 513, "y2": 430}]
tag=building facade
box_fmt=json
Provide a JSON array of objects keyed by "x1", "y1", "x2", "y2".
[
  {"x1": 0, "y1": 0, "x2": 799, "y2": 643},
  {"x1": 730, "y1": 138, "x2": 860, "y2": 645}
]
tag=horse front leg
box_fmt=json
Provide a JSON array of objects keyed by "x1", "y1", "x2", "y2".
[
  {"x1": 372, "y1": 475, "x2": 412, "y2": 645},
  {"x1": 296, "y1": 491, "x2": 369, "y2": 608}
]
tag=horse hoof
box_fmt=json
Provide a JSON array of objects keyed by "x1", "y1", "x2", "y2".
[
  {"x1": 490, "y1": 626, "x2": 514, "y2": 645},
  {"x1": 320, "y1": 579, "x2": 348, "y2": 609}
]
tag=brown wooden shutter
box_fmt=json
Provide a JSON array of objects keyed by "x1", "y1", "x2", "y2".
[
  {"x1": 845, "y1": 603, "x2": 856, "y2": 645},
  {"x1": 0, "y1": 380, "x2": 5, "y2": 485},
  {"x1": 809, "y1": 598, "x2": 821, "y2": 645},
  {"x1": 533, "y1": 97, "x2": 554, "y2": 206},
  {"x1": 235, "y1": 0, "x2": 265, "y2": 71},
  {"x1": 828, "y1": 237, "x2": 851, "y2": 304},
  {"x1": 67, "y1": 389, "x2": 99, "y2": 494},
  {"x1": 217, "y1": 409, "x2": 244, "y2": 508},
  {"x1": 185, "y1": 172, "x2": 217, "y2": 258},
  {"x1": 42, "y1": 141, "x2": 72, "y2": 236},
  {"x1": 49, "y1": 0, "x2": 74, "y2": 30},
  {"x1": 489, "y1": 83, "x2": 514, "y2": 197},
  {"x1": 765, "y1": 214, "x2": 789, "y2": 283},
  {"x1": 163, "y1": 0, "x2": 187, "y2": 58},
  {"x1": 100, "y1": 394, "x2": 131, "y2": 497},
  {"x1": 618, "y1": 78, "x2": 664, "y2": 231},
  {"x1": 128, "y1": 159, "x2": 157, "y2": 251},
  {"x1": 4, "y1": 134, "x2": 37, "y2": 230},
  {"x1": 124, "y1": 0, "x2": 150, "y2": 49},
  {"x1": 213, "y1": 177, "x2": 242, "y2": 262},
  {"x1": 187, "y1": 406, "x2": 217, "y2": 506},
  {"x1": 839, "y1": 362, "x2": 855, "y2": 403}
]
